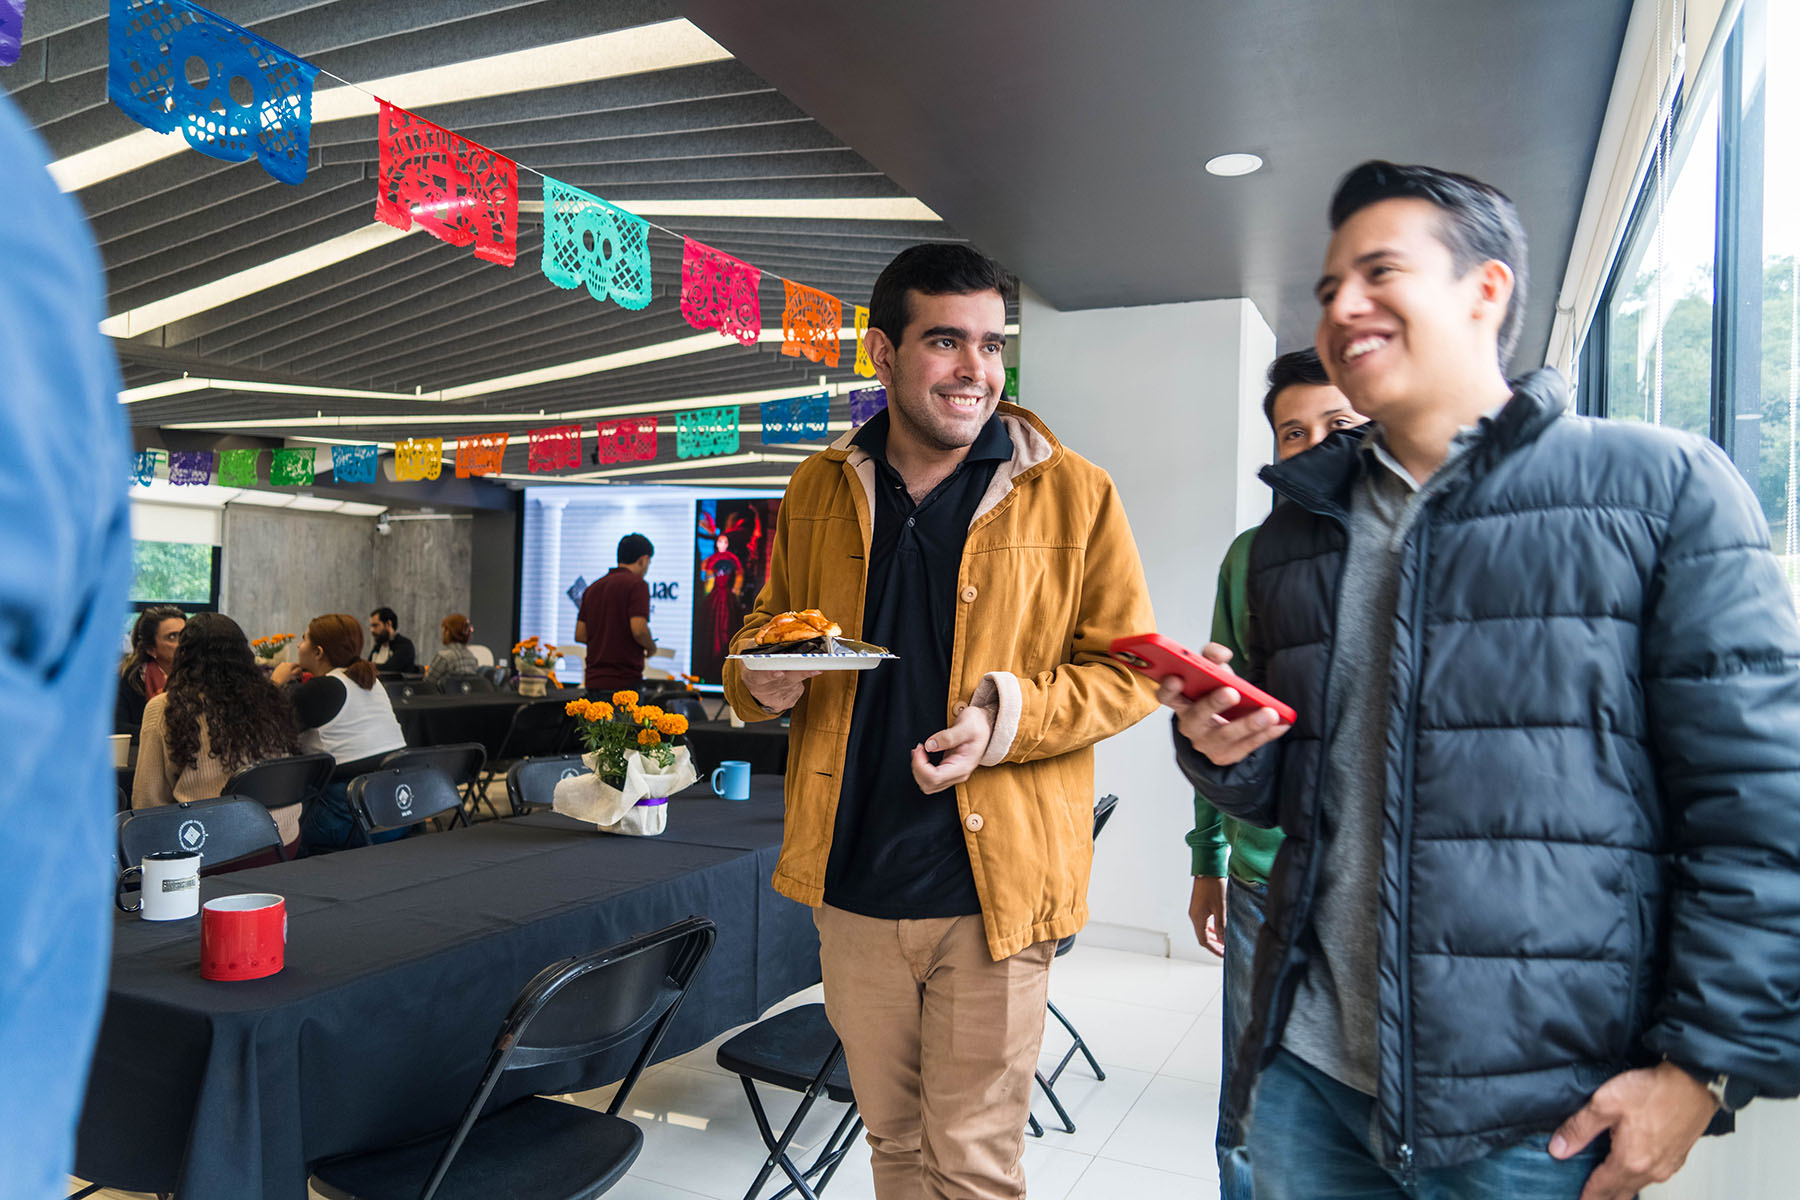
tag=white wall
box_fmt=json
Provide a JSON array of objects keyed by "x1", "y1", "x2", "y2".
[{"x1": 1018, "y1": 288, "x2": 1275, "y2": 960}]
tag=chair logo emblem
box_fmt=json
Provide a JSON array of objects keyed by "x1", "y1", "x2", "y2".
[
  {"x1": 559, "y1": 768, "x2": 581, "y2": 781},
  {"x1": 179, "y1": 820, "x2": 207, "y2": 851},
  {"x1": 395, "y1": 783, "x2": 414, "y2": 815}
]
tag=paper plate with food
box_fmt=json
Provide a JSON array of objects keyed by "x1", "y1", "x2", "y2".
[{"x1": 730, "y1": 610, "x2": 898, "y2": 671}]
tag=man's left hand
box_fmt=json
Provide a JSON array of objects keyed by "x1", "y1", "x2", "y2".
[
  {"x1": 911, "y1": 704, "x2": 994, "y2": 795},
  {"x1": 1549, "y1": 1061, "x2": 1718, "y2": 1199}
]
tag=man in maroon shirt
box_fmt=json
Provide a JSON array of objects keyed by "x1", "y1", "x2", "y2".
[{"x1": 576, "y1": 533, "x2": 657, "y2": 693}]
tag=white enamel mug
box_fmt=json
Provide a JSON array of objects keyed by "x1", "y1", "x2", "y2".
[{"x1": 116, "y1": 850, "x2": 202, "y2": 921}]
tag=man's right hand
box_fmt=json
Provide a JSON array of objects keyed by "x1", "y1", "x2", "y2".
[
  {"x1": 742, "y1": 667, "x2": 823, "y2": 714},
  {"x1": 1158, "y1": 641, "x2": 1290, "y2": 766},
  {"x1": 1189, "y1": 876, "x2": 1227, "y2": 958}
]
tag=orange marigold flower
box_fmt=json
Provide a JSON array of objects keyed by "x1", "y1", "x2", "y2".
[
  {"x1": 636, "y1": 705, "x2": 664, "y2": 722},
  {"x1": 592, "y1": 701, "x2": 614, "y2": 721},
  {"x1": 637, "y1": 728, "x2": 661, "y2": 746},
  {"x1": 564, "y1": 699, "x2": 583, "y2": 716},
  {"x1": 612, "y1": 690, "x2": 639, "y2": 707},
  {"x1": 656, "y1": 714, "x2": 688, "y2": 736}
]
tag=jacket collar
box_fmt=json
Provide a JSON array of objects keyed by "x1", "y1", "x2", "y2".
[
  {"x1": 828, "y1": 401, "x2": 1061, "y2": 526},
  {"x1": 1259, "y1": 367, "x2": 1569, "y2": 520}
]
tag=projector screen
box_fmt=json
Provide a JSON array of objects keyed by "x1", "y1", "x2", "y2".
[{"x1": 520, "y1": 483, "x2": 782, "y2": 688}]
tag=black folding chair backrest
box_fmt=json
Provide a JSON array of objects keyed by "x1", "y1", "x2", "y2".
[
  {"x1": 224, "y1": 751, "x2": 335, "y2": 813},
  {"x1": 349, "y1": 767, "x2": 465, "y2": 837},
  {"x1": 382, "y1": 743, "x2": 488, "y2": 789},
  {"x1": 436, "y1": 675, "x2": 495, "y2": 695},
  {"x1": 414, "y1": 916, "x2": 717, "y2": 1200},
  {"x1": 382, "y1": 678, "x2": 422, "y2": 701},
  {"x1": 634, "y1": 679, "x2": 684, "y2": 704},
  {"x1": 118, "y1": 796, "x2": 283, "y2": 871},
  {"x1": 494, "y1": 699, "x2": 577, "y2": 764},
  {"x1": 656, "y1": 691, "x2": 706, "y2": 722},
  {"x1": 1093, "y1": 793, "x2": 1120, "y2": 841},
  {"x1": 506, "y1": 754, "x2": 589, "y2": 815},
  {"x1": 1055, "y1": 794, "x2": 1120, "y2": 958}
]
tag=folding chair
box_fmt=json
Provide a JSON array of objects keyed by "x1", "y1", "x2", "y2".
[
  {"x1": 435, "y1": 674, "x2": 496, "y2": 695},
  {"x1": 117, "y1": 796, "x2": 284, "y2": 872},
  {"x1": 381, "y1": 743, "x2": 488, "y2": 818},
  {"x1": 382, "y1": 678, "x2": 426, "y2": 701},
  {"x1": 1029, "y1": 792, "x2": 1120, "y2": 1137},
  {"x1": 716, "y1": 1004, "x2": 861, "y2": 1200},
  {"x1": 506, "y1": 754, "x2": 590, "y2": 816},
  {"x1": 224, "y1": 751, "x2": 335, "y2": 818},
  {"x1": 311, "y1": 916, "x2": 716, "y2": 1200},
  {"x1": 477, "y1": 700, "x2": 578, "y2": 815},
  {"x1": 348, "y1": 767, "x2": 468, "y2": 841},
  {"x1": 655, "y1": 690, "x2": 707, "y2": 722}
]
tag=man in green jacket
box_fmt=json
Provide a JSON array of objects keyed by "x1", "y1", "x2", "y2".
[{"x1": 1190, "y1": 348, "x2": 1364, "y2": 1200}]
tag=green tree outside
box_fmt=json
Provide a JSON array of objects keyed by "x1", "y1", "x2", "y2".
[{"x1": 131, "y1": 540, "x2": 212, "y2": 604}]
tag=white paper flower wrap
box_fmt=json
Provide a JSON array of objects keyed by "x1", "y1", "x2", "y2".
[{"x1": 551, "y1": 745, "x2": 697, "y2": 836}]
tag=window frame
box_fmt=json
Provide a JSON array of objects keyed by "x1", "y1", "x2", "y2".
[{"x1": 1577, "y1": 2, "x2": 1766, "y2": 478}]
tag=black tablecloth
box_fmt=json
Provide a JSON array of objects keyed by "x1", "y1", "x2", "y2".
[
  {"x1": 76, "y1": 779, "x2": 814, "y2": 1200},
  {"x1": 684, "y1": 719, "x2": 790, "y2": 776},
  {"x1": 390, "y1": 691, "x2": 549, "y2": 756}
]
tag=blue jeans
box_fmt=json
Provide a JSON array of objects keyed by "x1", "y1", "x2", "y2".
[
  {"x1": 298, "y1": 780, "x2": 408, "y2": 856},
  {"x1": 1218, "y1": 877, "x2": 1266, "y2": 1200},
  {"x1": 1246, "y1": 1049, "x2": 1604, "y2": 1199}
]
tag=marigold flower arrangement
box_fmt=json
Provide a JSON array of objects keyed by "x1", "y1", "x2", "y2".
[
  {"x1": 512, "y1": 636, "x2": 563, "y2": 688},
  {"x1": 251, "y1": 633, "x2": 294, "y2": 662},
  {"x1": 565, "y1": 691, "x2": 690, "y2": 783}
]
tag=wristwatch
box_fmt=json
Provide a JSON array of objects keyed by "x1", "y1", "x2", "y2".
[{"x1": 1670, "y1": 1061, "x2": 1754, "y2": 1113}]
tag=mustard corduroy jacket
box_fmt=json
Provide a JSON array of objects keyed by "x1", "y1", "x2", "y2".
[{"x1": 722, "y1": 404, "x2": 1159, "y2": 959}]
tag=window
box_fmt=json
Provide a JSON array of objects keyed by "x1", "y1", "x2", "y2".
[
  {"x1": 1750, "y1": 0, "x2": 1799, "y2": 600},
  {"x1": 1580, "y1": 0, "x2": 1800, "y2": 610},
  {"x1": 130, "y1": 540, "x2": 218, "y2": 606},
  {"x1": 1602, "y1": 91, "x2": 1718, "y2": 436}
]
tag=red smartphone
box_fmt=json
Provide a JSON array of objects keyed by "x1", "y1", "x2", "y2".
[{"x1": 1109, "y1": 633, "x2": 1298, "y2": 725}]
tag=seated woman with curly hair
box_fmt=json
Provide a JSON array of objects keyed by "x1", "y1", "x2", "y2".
[{"x1": 132, "y1": 613, "x2": 303, "y2": 848}]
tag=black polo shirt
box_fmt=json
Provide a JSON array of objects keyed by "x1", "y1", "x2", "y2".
[{"x1": 822, "y1": 409, "x2": 1014, "y2": 919}]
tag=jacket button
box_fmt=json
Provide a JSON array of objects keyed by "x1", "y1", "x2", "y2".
[
  {"x1": 952, "y1": 701, "x2": 968, "y2": 717},
  {"x1": 960, "y1": 585, "x2": 978, "y2": 603},
  {"x1": 964, "y1": 812, "x2": 984, "y2": 832}
]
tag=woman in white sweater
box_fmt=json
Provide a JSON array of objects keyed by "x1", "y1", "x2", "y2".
[{"x1": 273, "y1": 612, "x2": 407, "y2": 853}]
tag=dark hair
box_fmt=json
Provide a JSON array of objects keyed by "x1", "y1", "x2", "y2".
[
  {"x1": 120, "y1": 604, "x2": 186, "y2": 694},
  {"x1": 370, "y1": 606, "x2": 398, "y2": 629},
  {"x1": 617, "y1": 533, "x2": 654, "y2": 564},
  {"x1": 440, "y1": 613, "x2": 473, "y2": 645},
  {"x1": 162, "y1": 613, "x2": 300, "y2": 774},
  {"x1": 306, "y1": 613, "x2": 378, "y2": 689},
  {"x1": 868, "y1": 243, "x2": 1017, "y2": 347},
  {"x1": 1328, "y1": 160, "x2": 1529, "y2": 365},
  {"x1": 1262, "y1": 348, "x2": 1334, "y2": 430}
]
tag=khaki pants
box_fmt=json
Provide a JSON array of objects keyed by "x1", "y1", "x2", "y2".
[{"x1": 814, "y1": 904, "x2": 1055, "y2": 1200}]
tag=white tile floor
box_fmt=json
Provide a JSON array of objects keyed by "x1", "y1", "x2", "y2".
[
  {"x1": 575, "y1": 943, "x2": 1227, "y2": 1200},
  {"x1": 77, "y1": 940, "x2": 1798, "y2": 1198}
]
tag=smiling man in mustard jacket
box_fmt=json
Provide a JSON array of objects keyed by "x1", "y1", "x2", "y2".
[{"x1": 723, "y1": 243, "x2": 1157, "y2": 1200}]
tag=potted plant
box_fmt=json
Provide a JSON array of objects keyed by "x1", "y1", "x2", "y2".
[
  {"x1": 251, "y1": 634, "x2": 294, "y2": 669},
  {"x1": 552, "y1": 692, "x2": 696, "y2": 835},
  {"x1": 511, "y1": 637, "x2": 562, "y2": 696}
]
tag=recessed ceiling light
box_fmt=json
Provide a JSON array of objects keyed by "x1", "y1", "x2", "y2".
[{"x1": 1205, "y1": 153, "x2": 1264, "y2": 177}]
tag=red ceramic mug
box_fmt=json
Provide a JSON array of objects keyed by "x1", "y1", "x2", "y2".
[{"x1": 200, "y1": 893, "x2": 287, "y2": 981}]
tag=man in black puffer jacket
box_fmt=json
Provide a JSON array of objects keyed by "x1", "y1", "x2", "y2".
[{"x1": 1169, "y1": 161, "x2": 1800, "y2": 1200}]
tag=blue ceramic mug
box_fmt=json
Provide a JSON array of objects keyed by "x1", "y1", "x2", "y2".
[{"x1": 710, "y1": 760, "x2": 751, "y2": 801}]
